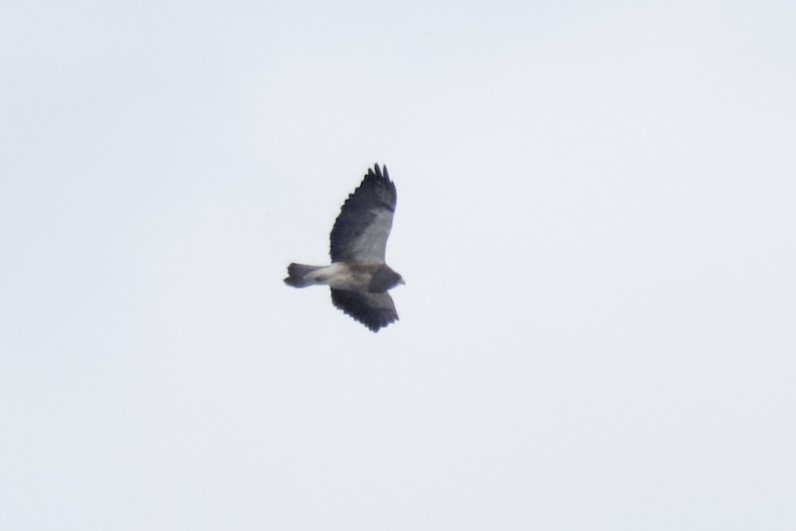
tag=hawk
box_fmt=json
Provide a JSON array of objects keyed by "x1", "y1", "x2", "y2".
[{"x1": 284, "y1": 164, "x2": 404, "y2": 332}]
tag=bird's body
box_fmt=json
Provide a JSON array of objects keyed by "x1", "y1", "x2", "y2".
[
  {"x1": 285, "y1": 262, "x2": 401, "y2": 292},
  {"x1": 284, "y1": 164, "x2": 403, "y2": 332}
]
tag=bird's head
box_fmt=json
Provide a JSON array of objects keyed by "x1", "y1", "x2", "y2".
[{"x1": 369, "y1": 266, "x2": 405, "y2": 292}]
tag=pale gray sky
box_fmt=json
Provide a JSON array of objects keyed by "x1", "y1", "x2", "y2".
[{"x1": 2, "y1": 1, "x2": 795, "y2": 529}]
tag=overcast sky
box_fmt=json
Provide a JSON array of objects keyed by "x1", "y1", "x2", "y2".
[{"x1": 2, "y1": 1, "x2": 795, "y2": 529}]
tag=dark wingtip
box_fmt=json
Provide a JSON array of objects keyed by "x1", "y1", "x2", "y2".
[
  {"x1": 370, "y1": 163, "x2": 390, "y2": 182},
  {"x1": 365, "y1": 317, "x2": 396, "y2": 333}
]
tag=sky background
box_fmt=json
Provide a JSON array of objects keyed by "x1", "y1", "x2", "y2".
[{"x1": 2, "y1": 1, "x2": 795, "y2": 529}]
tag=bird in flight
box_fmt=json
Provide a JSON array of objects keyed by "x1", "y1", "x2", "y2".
[{"x1": 284, "y1": 164, "x2": 404, "y2": 332}]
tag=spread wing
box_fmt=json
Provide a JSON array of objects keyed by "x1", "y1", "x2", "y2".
[
  {"x1": 331, "y1": 289, "x2": 398, "y2": 332},
  {"x1": 330, "y1": 164, "x2": 397, "y2": 263}
]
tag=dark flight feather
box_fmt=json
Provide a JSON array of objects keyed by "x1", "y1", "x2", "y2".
[
  {"x1": 330, "y1": 164, "x2": 397, "y2": 263},
  {"x1": 331, "y1": 289, "x2": 398, "y2": 332}
]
